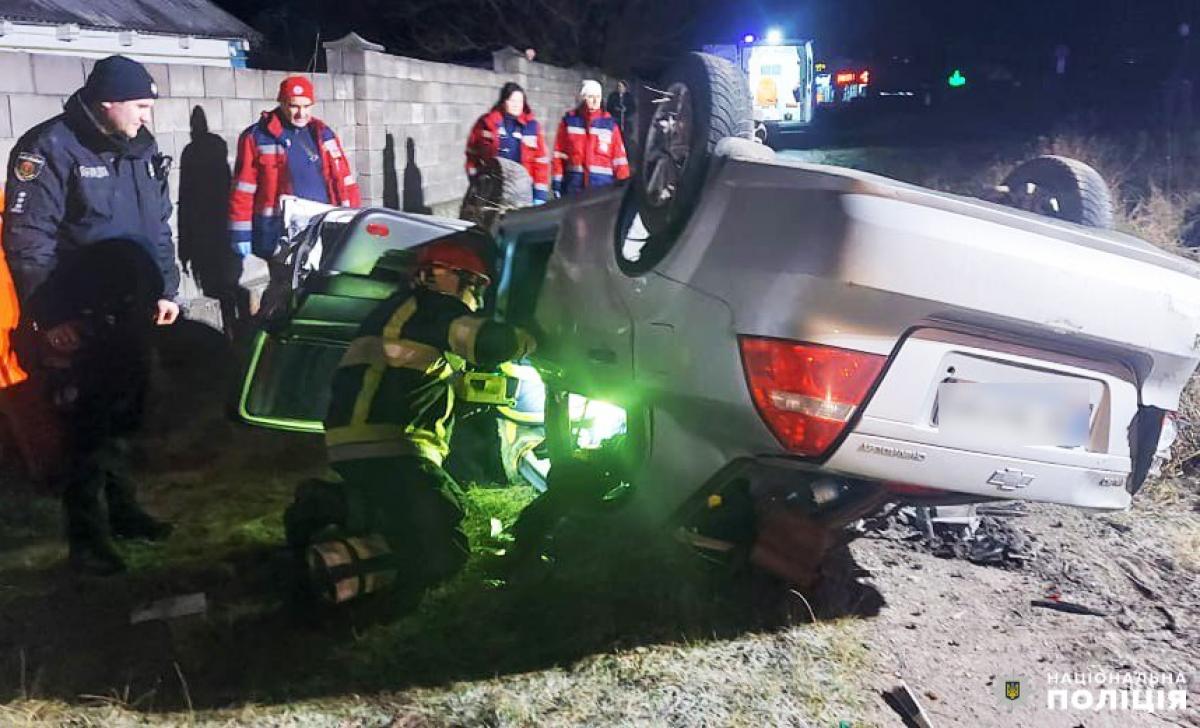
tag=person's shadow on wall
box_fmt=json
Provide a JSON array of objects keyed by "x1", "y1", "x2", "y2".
[
  {"x1": 383, "y1": 133, "x2": 399, "y2": 209},
  {"x1": 400, "y1": 136, "x2": 432, "y2": 214},
  {"x1": 178, "y1": 106, "x2": 246, "y2": 337},
  {"x1": 383, "y1": 133, "x2": 432, "y2": 214}
]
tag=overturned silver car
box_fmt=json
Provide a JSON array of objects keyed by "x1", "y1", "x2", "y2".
[{"x1": 238, "y1": 54, "x2": 1200, "y2": 581}]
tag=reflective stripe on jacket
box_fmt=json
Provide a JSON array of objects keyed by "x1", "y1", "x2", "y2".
[
  {"x1": 324, "y1": 286, "x2": 529, "y2": 467},
  {"x1": 551, "y1": 106, "x2": 630, "y2": 197},
  {"x1": 229, "y1": 110, "x2": 360, "y2": 258},
  {"x1": 465, "y1": 108, "x2": 550, "y2": 203}
]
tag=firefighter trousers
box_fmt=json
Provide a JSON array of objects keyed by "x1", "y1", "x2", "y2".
[{"x1": 287, "y1": 455, "x2": 469, "y2": 592}]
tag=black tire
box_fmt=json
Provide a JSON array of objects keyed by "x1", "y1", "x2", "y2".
[
  {"x1": 999, "y1": 155, "x2": 1114, "y2": 229},
  {"x1": 459, "y1": 157, "x2": 534, "y2": 230},
  {"x1": 496, "y1": 157, "x2": 534, "y2": 208},
  {"x1": 638, "y1": 53, "x2": 753, "y2": 238}
]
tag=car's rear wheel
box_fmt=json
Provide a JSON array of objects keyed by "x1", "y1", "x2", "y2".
[
  {"x1": 997, "y1": 155, "x2": 1114, "y2": 229},
  {"x1": 638, "y1": 52, "x2": 754, "y2": 239},
  {"x1": 460, "y1": 157, "x2": 533, "y2": 231}
]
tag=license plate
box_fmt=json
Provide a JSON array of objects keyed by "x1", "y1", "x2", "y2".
[{"x1": 936, "y1": 381, "x2": 1092, "y2": 448}]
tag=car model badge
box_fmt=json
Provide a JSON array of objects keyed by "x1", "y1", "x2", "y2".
[
  {"x1": 14, "y1": 152, "x2": 44, "y2": 182},
  {"x1": 988, "y1": 468, "x2": 1034, "y2": 491},
  {"x1": 858, "y1": 442, "x2": 927, "y2": 462}
]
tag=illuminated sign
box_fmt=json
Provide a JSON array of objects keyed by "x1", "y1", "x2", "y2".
[{"x1": 835, "y1": 70, "x2": 870, "y2": 86}]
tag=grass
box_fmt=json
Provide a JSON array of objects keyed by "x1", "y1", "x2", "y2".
[
  {"x1": 1175, "y1": 518, "x2": 1200, "y2": 572},
  {"x1": 0, "y1": 420, "x2": 876, "y2": 724},
  {"x1": 1, "y1": 616, "x2": 875, "y2": 726},
  {"x1": 0, "y1": 308, "x2": 879, "y2": 726}
]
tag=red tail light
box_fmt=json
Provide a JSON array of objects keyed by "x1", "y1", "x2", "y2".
[
  {"x1": 366, "y1": 223, "x2": 390, "y2": 237},
  {"x1": 738, "y1": 337, "x2": 886, "y2": 457}
]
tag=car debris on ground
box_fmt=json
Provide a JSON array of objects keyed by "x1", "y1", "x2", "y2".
[
  {"x1": 882, "y1": 681, "x2": 936, "y2": 728},
  {"x1": 129, "y1": 593, "x2": 208, "y2": 625},
  {"x1": 859, "y1": 503, "x2": 1038, "y2": 568}
]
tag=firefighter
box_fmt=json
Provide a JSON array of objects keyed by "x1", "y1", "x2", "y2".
[
  {"x1": 465, "y1": 82, "x2": 551, "y2": 204},
  {"x1": 284, "y1": 235, "x2": 536, "y2": 597},
  {"x1": 552, "y1": 80, "x2": 631, "y2": 198},
  {"x1": 229, "y1": 76, "x2": 360, "y2": 261},
  {"x1": 2, "y1": 55, "x2": 180, "y2": 574}
]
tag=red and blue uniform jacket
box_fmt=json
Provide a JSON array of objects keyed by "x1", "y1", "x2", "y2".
[
  {"x1": 551, "y1": 106, "x2": 630, "y2": 197},
  {"x1": 229, "y1": 110, "x2": 360, "y2": 258},
  {"x1": 465, "y1": 108, "x2": 550, "y2": 203}
]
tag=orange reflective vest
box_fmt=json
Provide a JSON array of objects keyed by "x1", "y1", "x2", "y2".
[{"x1": 0, "y1": 188, "x2": 28, "y2": 388}]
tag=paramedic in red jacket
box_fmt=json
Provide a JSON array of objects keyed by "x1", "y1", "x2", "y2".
[
  {"x1": 229, "y1": 76, "x2": 360, "y2": 259},
  {"x1": 552, "y1": 80, "x2": 631, "y2": 198},
  {"x1": 465, "y1": 82, "x2": 550, "y2": 204}
]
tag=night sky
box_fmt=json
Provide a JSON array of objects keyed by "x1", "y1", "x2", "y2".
[
  {"x1": 701, "y1": 0, "x2": 1198, "y2": 67},
  {"x1": 212, "y1": 0, "x2": 1200, "y2": 81}
]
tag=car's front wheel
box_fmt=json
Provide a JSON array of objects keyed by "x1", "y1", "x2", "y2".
[{"x1": 996, "y1": 155, "x2": 1114, "y2": 229}]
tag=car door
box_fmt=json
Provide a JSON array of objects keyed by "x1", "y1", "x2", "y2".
[
  {"x1": 235, "y1": 207, "x2": 488, "y2": 432},
  {"x1": 495, "y1": 190, "x2": 637, "y2": 402}
]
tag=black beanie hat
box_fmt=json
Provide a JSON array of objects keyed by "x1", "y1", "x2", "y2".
[{"x1": 82, "y1": 55, "x2": 159, "y2": 103}]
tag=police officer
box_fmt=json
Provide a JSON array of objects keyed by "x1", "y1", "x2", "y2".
[
  {"x1": 284, "y1": 236, "x2": 535, "y2": 600},
  {"x1": 3, "y1": 55, "x2": 180, "y2": 574}
]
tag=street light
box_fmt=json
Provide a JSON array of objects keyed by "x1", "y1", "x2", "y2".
[{"x1": 766, "y1": 27, "x2": 784, "y2": 44}]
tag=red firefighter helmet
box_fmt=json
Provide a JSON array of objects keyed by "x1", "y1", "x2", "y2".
[{"x1": 414, "y1": 238, "x2": 492, "y2": 285}]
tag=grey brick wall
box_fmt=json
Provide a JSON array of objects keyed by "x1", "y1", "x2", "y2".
[{"x1": 0, "y1": 47, "x2": 612, "y2": 300}]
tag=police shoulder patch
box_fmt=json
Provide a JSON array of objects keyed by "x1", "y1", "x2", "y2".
[{"x1": 14, "y1": 152, "x2": 45, "y2": 182}]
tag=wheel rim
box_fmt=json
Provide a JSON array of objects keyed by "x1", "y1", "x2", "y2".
[
  {"x1": 1006, "y1": 181, "x2": 1064, "y2": 220},
  {"x1": 642, "y1": 81, "x2": 694, "y2": 209}
]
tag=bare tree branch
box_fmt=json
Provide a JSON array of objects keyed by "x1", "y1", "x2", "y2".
[{"x1": 249, "y1": 0, "x2": 708, "y2": 74}]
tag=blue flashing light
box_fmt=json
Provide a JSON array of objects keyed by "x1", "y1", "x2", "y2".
[
  {"x1": 743, "y1": 33, "x2": 756, "y2": 43},
  {"x1": 766, "y1": 27, "x2": 784, "y2": 44}
]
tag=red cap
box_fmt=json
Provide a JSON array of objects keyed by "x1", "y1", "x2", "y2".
[
  {"x1": 416, "y1": 239, "x2": 491, "y2": 284},
  {"x1": 278, "y1": 75, "x2": 315, "y2": 103}
]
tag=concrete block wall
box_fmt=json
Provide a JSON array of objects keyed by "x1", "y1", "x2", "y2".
[
  {"x1": 0, "y1": 43, "x2": 611, "y2": 299},
  {"x1": 325, "y1": 44, "x2": 609, "y2": 214}
]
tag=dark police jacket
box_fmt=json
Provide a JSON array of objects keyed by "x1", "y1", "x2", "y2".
[{"x1": 2, "y1": 91, "x2": 179, "y2": 326}]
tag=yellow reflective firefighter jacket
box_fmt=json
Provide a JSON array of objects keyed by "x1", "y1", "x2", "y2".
[{"x1": 324, "y1": 287, "x2": 530, "y2": 466}]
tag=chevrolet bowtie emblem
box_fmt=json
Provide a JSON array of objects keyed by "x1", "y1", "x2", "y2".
[{"x1": 988, "y1": 468, "x2": 1035, "y2": 491}]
